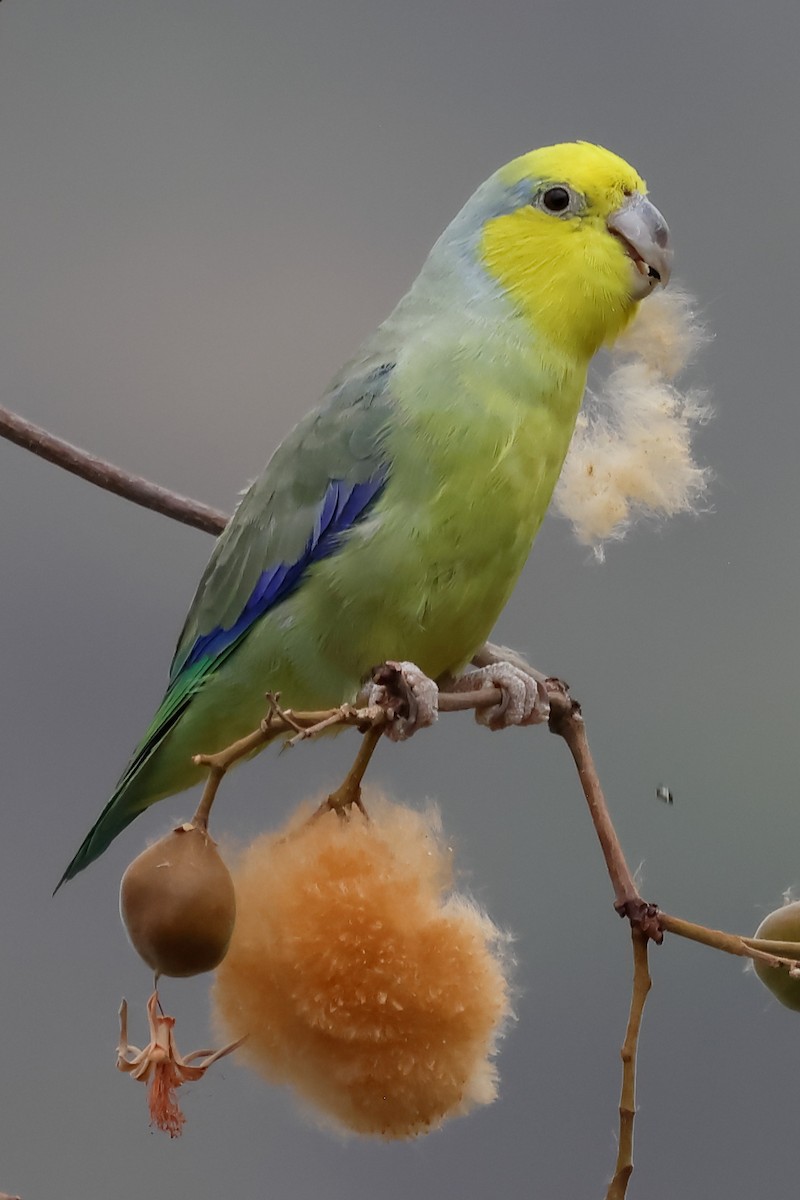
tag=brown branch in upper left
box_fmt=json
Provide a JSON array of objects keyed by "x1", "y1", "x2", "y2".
[{"x1": 0, "y1": 404, "x2": 228, "y2": 535}]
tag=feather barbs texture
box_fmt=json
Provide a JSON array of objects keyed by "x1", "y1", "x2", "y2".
[{"x1": 212, "y1": 792, "x2": 513, "y2": 1138}]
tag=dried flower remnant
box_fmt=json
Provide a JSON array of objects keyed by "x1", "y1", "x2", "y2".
[
  {"x1": 213, "y1": 791, "x2": 513, "y2": 1138},
  {"x1": 117, "y1": 992, "x2": 243, "y2": 1137}
]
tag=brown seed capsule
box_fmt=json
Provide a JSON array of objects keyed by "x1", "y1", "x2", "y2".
[
  {"x1": 754, "y1": 901, "x2": 800, "y2": 1012},
  {"x1": 120, "y1": 823, "x2": 236, "y2": 978}
]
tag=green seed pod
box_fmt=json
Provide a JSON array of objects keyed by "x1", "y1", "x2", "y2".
[
  {"x1": 120, "y1": 823, "x2": 236, "y2": 978},
  {"x1": 753, "y1": 902, "x2": 800, "y2": 1012}
]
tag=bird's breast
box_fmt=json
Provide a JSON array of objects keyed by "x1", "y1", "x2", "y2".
[{"x1": 300, "y1": 337, "x2": 586, "y2": 685}]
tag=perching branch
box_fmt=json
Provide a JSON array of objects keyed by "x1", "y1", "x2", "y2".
[
  {"x1": 0, "y1": 404, "x2": 228, "y2": 535},
  {"x1": 189, "y1": 678, "x2": 800, "y2": 979},
  {"x1": 191, "y1": 687, "x2": 507, "y2": 830},
  {"x1": 148, "y1": 663, "x2": 800, "y2": 1191},
  {"x1": 191, "y1": 698, "x2": 390, "y2": 829}
]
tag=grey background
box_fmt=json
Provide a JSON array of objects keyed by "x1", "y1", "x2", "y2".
[{"x1": 1, "y1": 2, "x2": 798, "y2": 1197}]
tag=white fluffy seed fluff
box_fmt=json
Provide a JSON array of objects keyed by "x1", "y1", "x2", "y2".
[{"x1": 554, "y1": 287, "x2": 712, "y2": 558}]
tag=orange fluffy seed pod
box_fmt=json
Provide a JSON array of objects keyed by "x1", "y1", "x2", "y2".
[{"x1": 212, "y1": 792, "x2": 512, "y2": 1138}]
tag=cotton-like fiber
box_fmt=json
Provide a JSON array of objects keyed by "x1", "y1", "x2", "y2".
[
  {"x1": 212, "y1": 793, "x2": 512, "y2": 1138},
  {"x1": 555, "y1": 287, "x2": 711, "y2": 555}
]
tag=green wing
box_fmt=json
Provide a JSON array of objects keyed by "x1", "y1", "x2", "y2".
[
  {"x1": 171, "y1": 359, "x2": 394, "y2": 677},
  {"x1": 58, "y1": 361, "x2": 396, "y2": 886}
]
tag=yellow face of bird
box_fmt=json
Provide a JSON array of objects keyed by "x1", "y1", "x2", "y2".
[{"x1": 479, "y1": 141, "x2": 671, "y2": 360}]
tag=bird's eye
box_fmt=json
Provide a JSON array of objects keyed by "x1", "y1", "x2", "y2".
[{"x1": 541, "y1": 186, "x2": 571, "y2": 214}]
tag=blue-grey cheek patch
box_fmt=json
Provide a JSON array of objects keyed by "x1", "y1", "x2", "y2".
[
  {"x1": 450, "y1": 176, "x2": 538, "y2": 242},
  {"x1": 180, "y1": 471, "x2": 388, "y2": 673},
  {"x1": 426, "y1": 175, "x2": 542, "y2": 300}
]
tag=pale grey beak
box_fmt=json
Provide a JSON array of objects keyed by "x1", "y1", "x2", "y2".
[{"x1": 607, "y1": 193, "x2": 672, "y2": 298}]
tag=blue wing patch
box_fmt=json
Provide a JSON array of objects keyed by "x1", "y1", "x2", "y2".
[{"x1": 178, "y1": 471, "x2": 387, "y2": 675}]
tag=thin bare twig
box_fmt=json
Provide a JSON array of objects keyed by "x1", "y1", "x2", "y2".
[
  {"x1": 546, "y1": 680, "x2": 662, "y2": 941},
  {"x1": 0, "y1": 404, "x2": 228, "y2": 535},
  {"x1": 606, "y1": 928, "x2": 651, "y2": 1200},
  {"x1": 189, "y1": 687, "x2": 511, "y2": 829},
  {"x1": 191, "y1": 677, "x2": 800, "y2": 976},
  {"x1": 189, "y1": 701, "x2": 380, "y2": 827},
  {"x1": 658, "y1": 912, "x2": 800, "y2": 971},
  {"x1": 314, "y1": 725, "x2": 385, "y2": 820},
  {"x1": 544, "y1": 681, "x2": 800, "y2": 973}
]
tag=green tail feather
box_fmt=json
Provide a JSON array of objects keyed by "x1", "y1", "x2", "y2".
[{"x1": 55, "y1": 670, "x2": 203, "y2": 890}]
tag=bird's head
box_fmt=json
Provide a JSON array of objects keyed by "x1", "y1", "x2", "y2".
[{"x1": 473, "y1": 141, "x2": 672, "y2": 360}]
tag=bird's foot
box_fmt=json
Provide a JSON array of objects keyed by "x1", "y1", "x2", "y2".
[
  {"x1": 367, "y1": 660, "x2": 439, "y2": 742},
  {"x1": 451, "y1": 662, "x2": 550, "y2": 730}
]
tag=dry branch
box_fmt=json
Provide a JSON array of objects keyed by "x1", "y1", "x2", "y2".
[
  {"x1": 0, "y1": 404, "x2": 227, "y2": 535},
  {"x1": 606, "y1": 928, "x2": 651, "y2": 1200},
  {"x1": 547, "y1": 681, "x2": 662, "y2": 940}
]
